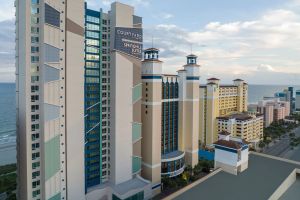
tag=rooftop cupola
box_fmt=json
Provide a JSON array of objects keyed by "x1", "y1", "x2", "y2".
[
  {"x1": 187, "y1": 54, "x2": 198, "y2": 65},
  {"x1": 144, "y1": 48, "x2": 160, "y2": 61}
]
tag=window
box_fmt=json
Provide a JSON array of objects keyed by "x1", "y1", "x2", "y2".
[
  {"x1": 31, "y1": 85, "x2": 39, "y2": 92},
  {"x1": 31, "y1": 7, "x2": 39, "y2": 14},
  {"x1": 31, "y1": 124, "x2": 39, "y2": 131},
  {"x1": 31, "y1": 95, "x2": 39, "y2": 102},
  {"x1": 31, "y1": 27, "x2": 39, "y2": 34},
  {"x1": 86, "y1": 46, "x2": 99, "y2": 54},
  {"x1": 87, "y1": 23, "x2": 100, "y2": 31},
  {"x1": 31, "y1": 16, "x2": 39, "y2": 24},
  {"x1": 31, "y1": 105, "x2": 39, "y2": 112},
  {"x1": 32, "y1": 162, "x2": 40, "y2": 169},
  {"x1": 31, "y1": 76, "x2": 39, "y2": 83},
  {"x1": 86, "y1": 62, "x2": 99, "y2": 69},
  {"x1": 32, "y1": 189, "x2": 40, "y2": 197},
  {"x1": 86, "y1": 31, "x2": 99, "y2": 39},
  {"x1": 31, "y1": 114, "x2": 39, "y2": 122},
  {"x1": 86, "y1": 69, "x2": 99, "y2": 76},
  {"x1": 32, "y1": 152, "x2": 40, "y2": 160},
  {"x1": 86, "y1": 54, "x2": 99, "y2": 61},
  {"x1": 31, "y1": 56, "x2": 39, "y2": 63},
  {"x1": 31, "y1": 36, "x2": 39, "y2": 43},
  {"x1": 32, "y1": 143, "x2": 40, "y2": 150},
  {"x1": 31, "y1": 46, "x2": 39, "y2": 53},
  {"x1": 32, "y1": 171, "x2": 40, "y2": 179},
  {"x1": 31, "y1": 0, "x2": 39, "y2": 4},
  {"x1": 31, "y1": 133, "x2": 40, "y2": 141},
  {"x1": 86, "y1": 39, "x2": 99, "y2": 46},
  {"x1": 86, "y1": 16, "x2": 99, "y2": 23},
  {"x1": 45, "y1": 3, "x2": 60, "y2": 27}
]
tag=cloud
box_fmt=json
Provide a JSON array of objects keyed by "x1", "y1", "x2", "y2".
[
  {"x1": 256, "y1": 64, "x2": 275, "y2": 72},
  {"x1": 86, "y1": 0, "x2": 149, "y2": 9},
  {"x1": 144, "y1": 8, "x2": 300, "y2": 84},
  {"x1": 0, "y1": 0, "x2": 15, "y2": 21},
  {"x1": 0, "y1": 19, "x2": 15, "y2": 82},
  {"x1": 161, "y1": 13, "x2": 174, "y2": 19}
]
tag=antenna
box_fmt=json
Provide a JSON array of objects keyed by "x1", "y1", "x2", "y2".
[
  {"x1": 152, "y1": 36, "x2": 154, "y2": 48},
  {"x1": 191, "y1": 43, "x2": 193, "y2": 54}
]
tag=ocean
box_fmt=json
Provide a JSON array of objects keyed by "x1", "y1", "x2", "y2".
[
  {"x1": 0, "y1": 83, "x2": 16, "y2": 165},
  {"x1": 0, "y1": 83, "x2": 300, "y2": 165}
]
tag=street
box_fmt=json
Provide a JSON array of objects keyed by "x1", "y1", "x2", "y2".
[{"x1": 263, "y1": 127, "x2": 300, "y2": 160}]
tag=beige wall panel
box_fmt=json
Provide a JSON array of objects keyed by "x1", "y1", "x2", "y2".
[
  {"x1": 142, "y1": 82, "x2": 162, "y2": 102},
  {"x1": 141, "y1": 104, "x2": 161, "y2": 165},
  {"x1": 133, "y1": 100, "x2": 141, "y2": 123},
  {"x1": 142, "y1": 164, "x2": 161, "y2": 184},
  {"x1": 45, "y1": 0, "x2": 62, "y2": 10},
  {"x1": 133, "y1": 140, "x2": 142, "y2": 157},
  {"x1": 44, "y1": 118, "x2": 60, "y2": 142},
  {"x1": 44, "y1": 25, "x2": 60, "y2": 48},
  {"x1": 44, "y1": 81, "x2": 60, "y2": 106}
]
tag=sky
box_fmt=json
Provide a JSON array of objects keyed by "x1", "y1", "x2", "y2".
[{"x1": 1, "y1": 0, "x2": 300, "y2": 84}]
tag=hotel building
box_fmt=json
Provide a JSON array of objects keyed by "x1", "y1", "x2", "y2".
[
  {"x1": 141, "y1": 49, "x2": 200, "y2": 194},
  {"x1": 199, "y1": 78, "x2": 248, "y2": 145},
  {"x1": 17, "y1": 1, "x2": 151, "y2": 200},
  {"x1": 217, "y1": 113, "x2": 264, "y2": 147},
  {"x1": 84, "y1": 2, "x2": 152, "y2": 200},
  {"x1": 16, "y1": 0, "x2": 85, "y2": 199}
]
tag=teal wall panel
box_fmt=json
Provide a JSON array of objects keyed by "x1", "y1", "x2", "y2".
[{"x1": 45, "y1": 135, "x2": 60, "y2": 180}]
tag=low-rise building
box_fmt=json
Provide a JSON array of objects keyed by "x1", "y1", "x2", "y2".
[
  {"x1": 214, "y1": 134, "x2": 249, "y2": 175},
  {"x1": 166, "y1": 153, "x2": 300, "y2": 200}
]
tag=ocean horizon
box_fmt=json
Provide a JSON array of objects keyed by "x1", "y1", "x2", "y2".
[{"x1": 0, "y1": 83, "x2": 300, "y2": 165}]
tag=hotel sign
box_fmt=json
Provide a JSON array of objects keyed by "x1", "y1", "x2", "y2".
[{"x1": 114, "y1": 27, "x2": 143, "y2": 59}]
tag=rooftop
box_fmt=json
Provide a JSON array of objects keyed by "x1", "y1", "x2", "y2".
[
  {"x1": 218, "y1": 131, "x2": 231, "y2": 136},
  {"x1": 234, "y1": 78, "x2": 244, "y2": 81},
  {"x1": 171, "y1": 153, "x2": 300, "y2": 200},
  {"x1": 207, "y1": 77, "x2": 220, "y2": 81},
  {"x1": 214, "y1": 139, "x2": 243, "y2": 150},
  {"x1": 162, "y1": 151, "x2": 185, "y2": 161},
  {"x1": 187, "y1": 54, "x2": 197, "y2": 57},
  {"x1": 217, "y1": 113, "x2": 253, "y2": 121}
]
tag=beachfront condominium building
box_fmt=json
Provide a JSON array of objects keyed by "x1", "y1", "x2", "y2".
[
  {"x1": 199, "y1": 78, "x2": 248, "y2": 146},
  {"x1": 84, "y1": 2, "x2": 151, "y2": 200},
  {"x1": 16, "y1": 0, "x2": 85, "y2": 199},
  {"x1": 141, "y1": 49, "x2": 199, "y2": 194},
  {"x1": 216, "y1": 113, "x2": 264, "y2": 147},
  {"x1": 275, "y1": 88, "x2": 293, "y2": 113},
  {"x1": 288, "y1": 87, "x2": 294, "y2": 112},
  {"x1": 16, "y1": 1, "x2": 151, "y2": 199},
  {"x1": 296, "y1": 90, "x2": 300, "y2": 112},
  {"x1": 256, "y1": 97, "x2": 290, "y2": 127}
]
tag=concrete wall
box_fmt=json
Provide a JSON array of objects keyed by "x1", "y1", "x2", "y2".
[
  {"x1": 141, "y1": 61, "x2": 162, "y2": 193},
  {"x1": 65, "y1": 0, "x2": 85, "y2": 199}
]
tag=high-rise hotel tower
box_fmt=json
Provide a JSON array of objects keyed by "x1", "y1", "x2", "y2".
[
  {"x1": 199, "y1": 79, "x2": 248, "y2": 145},
  {"x1": 16, "y1": 0, "x2": 85, "y2": 199},
  {"x1": 84, "y1": 2, "x2": 151, "y2": 200},
  {"x1": 141, "y1": 49, "x2": 200, "y2": 194},
  {"x1": 17, "y1": 1, "x2": 151, "y2": 200}
]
